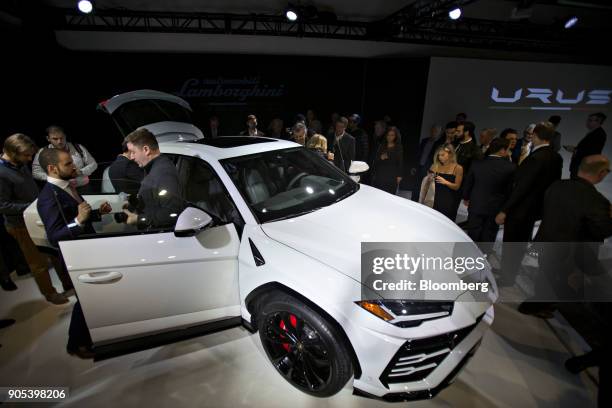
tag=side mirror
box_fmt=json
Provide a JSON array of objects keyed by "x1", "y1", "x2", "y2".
[
  {"x1": 348, "y1": 161, "x2": 369, "y2": 174},
  {"x1": 174, "y1": 207, "x2": 213, "y2": 237}
]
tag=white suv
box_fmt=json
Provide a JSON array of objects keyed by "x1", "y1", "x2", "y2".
[{"x1": 25, "y1": 90, "x2": 495, "y2": 401}]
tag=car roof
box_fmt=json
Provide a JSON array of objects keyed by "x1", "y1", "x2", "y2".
[{"x1": 160, "y1": 136, "x2": 301, "y2": 161}]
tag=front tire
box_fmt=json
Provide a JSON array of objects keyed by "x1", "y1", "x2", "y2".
[{"x1": 256, "y1": 292, "x2": 352, "y2": 397}]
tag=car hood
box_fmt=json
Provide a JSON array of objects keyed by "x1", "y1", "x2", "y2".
[{"x1": 261, "y1": 184, "x2": 478, "y2": 284}]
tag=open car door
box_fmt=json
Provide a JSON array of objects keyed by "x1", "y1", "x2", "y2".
[{"x1": 58, "y1": 205, "x2": 240, "y2": 348}]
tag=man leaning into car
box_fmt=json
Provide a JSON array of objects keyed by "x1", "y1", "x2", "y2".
[{"x1": 122, "y1": 128, "x2": 184, "y2": 229}]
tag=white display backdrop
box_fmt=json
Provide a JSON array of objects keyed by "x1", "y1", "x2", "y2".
[{"x1": 420, "y1": 57, "x2": 612, "y2": 199}]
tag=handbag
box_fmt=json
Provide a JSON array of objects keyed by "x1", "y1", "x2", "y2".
[{"x1": 419, "y1": 173, "x2": 436, "y2": 208}]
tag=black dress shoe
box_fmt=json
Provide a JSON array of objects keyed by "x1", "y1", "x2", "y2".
[
  {"x1": 0, "y1": 318, "x2": 16, "y2": 329},
  {"x1": 67, "y1": 345, "x2": 95, "y2": 359},
  {"x1": 1, "y1": 278, "x2": 17, "y2": 291}
]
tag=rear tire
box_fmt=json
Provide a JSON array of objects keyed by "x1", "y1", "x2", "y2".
[{"x1": 256, "y1": 292, "x2": 352, "y2": 397}]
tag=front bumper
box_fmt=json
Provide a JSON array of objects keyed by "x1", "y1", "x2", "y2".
[
  {"x1": 349, "y1": 304, "x2": 493, "y2": 398},
  {"x1": 353, "y1": 339, "x2": 482, "y2": 402}
]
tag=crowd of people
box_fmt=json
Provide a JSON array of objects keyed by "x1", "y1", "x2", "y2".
[
  {"x1": 0, "y1": 125, "x2": 179, "y2": 357},
  {"x1": 209, "y1": 111, "x2": 405, "y2": 192}
]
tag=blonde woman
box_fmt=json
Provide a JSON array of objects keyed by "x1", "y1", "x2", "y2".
[
  {"x1": 428, "y1": 143, "x2": 463, "y2": 221},
  {"x1": 307, "y1": 134, "x2": 328, "y2": 159}
]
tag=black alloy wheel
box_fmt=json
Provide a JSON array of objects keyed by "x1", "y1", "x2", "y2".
[{"x1": 257, "y1": 293, "x2": 352, "y2": 397}]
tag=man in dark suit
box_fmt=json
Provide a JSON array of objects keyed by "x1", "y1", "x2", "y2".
[
  {"x1": 208, "y1": 116, "x2": 222, "y2": 138},
  {"x1": 108, "y1": 140, "x2": 144, "y2": 194},
  {"x1": 348, "y1": 114, "x2": 369, "y2": 163},
  {"x1": 567, "y1": 112, "x2": 607, "y2": 178},
  {"x1": 37, "y1": 148, "x2": 112, "y2": 358},
  {"x1": 495, "y1": 121, "x2": 563, "y2": 285},
  {"x1": 463, "y1": 138, "x2": 516, "y2": 249},
  {"x1": 522, "y1": 154, "x2": 612, "y2": 307},
  {"x1": 454, "y1": 121, "x2": 483, "y2": 177},
  {"x1": 512, "y1": 123, "x2": 535, "y2": 165},
  {"x1": 521, "y1": 155, "x2": 612, "y2": 403},
  {"x1": 328, "y1": 116, "x2": 356, "y2": 173}
]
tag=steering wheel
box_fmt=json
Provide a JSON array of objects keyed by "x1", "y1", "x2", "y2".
[{"x1": 287, "y1": 172, "x2": 309, "y2": 189}]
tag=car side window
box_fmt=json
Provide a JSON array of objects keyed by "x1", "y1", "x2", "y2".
[{"x1": 177, "y1": 156, "x2": 244, "y2": 234}]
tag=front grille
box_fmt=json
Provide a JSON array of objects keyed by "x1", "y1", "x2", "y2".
[{"x1": 379, "y1": 314, "x2": 483, "y2": 388}]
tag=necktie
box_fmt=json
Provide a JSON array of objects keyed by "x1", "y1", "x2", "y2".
[{"x1": 68, "y1": 184, "x2": 83, "y2": 203}]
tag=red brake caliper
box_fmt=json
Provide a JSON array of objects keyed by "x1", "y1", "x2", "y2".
[{"x1": 279, "y1": 314, "x2": 298, "y2": 352}]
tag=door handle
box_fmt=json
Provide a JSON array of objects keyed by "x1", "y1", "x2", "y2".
[{"x1": 78, "y1": 271, "x2": 123, "y2": 284}]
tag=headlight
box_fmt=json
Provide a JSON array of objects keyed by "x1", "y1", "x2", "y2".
[{"x1": 355, "y1": 300, "x2": 453, "y2": 328}]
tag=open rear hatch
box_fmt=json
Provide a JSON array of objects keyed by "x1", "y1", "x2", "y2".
[{"x1": 98, "y1": 89, "x2": 204, "y2": 142}]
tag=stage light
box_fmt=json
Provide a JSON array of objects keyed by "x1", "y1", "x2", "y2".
[
  {"x1": 449, "y1": 7, "x2": 462, "y2": 20},
  {"x1": 77, "y1": 0, "x2": 93, "y2": 14},
  {"x1": 286, "y1": 10, "x2": 298, "y2": 21},
  {"x1": 564, "y1": 16, "x2": 578, "y2": 29},
  {"x1": 285, "y1": 5, "x2": 298, "y2": 22}
]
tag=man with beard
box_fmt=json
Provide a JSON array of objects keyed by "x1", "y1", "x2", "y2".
[
  {"x1": 37, "y1": 147, "x2": 112, "y2": 358},
  {"x1": 32, "y1": 125, "x2": 98, "y2": 189},
  {"x1": 454, "y1": 121, "x2": 483, "y2": 177},
  {"x1": 240, "y1": 114, "x2": 265, "y2": 137},
  {"x1": 0, "y1": 134, "x2": 71, "y2": 304}
]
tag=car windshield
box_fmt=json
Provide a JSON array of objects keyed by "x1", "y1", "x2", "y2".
[{"x1": 221, "y1": 147, "x2": 358, "y2": 223}]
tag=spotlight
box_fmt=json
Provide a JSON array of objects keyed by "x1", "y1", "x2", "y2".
[
  {"x1": 449, "y1": 7, "x2": 462, "y2": 20},
  {"x1": 77, "y1": 0, "x2": 93, "y2": 14},
  {"x1": 564, "y1": 16, "x2": 578, "y2": 29},
  {"x1": 286, "y1": 10, "x2": 298, "y2": 21},
  {"x1": 285, "y1": 5, "x2": 298, "y2": 22}
]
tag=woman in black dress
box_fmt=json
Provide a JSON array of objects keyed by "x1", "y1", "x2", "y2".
[
  {"x1": 371, "y1": 126, "x2": 403, "y2": 195},
  {"x1": 429, "y1": 143, "x2": 463, "y2": 221}
]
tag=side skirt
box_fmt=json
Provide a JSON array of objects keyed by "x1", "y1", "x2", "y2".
[{"x1": 94, "y1": 316, "x2": 242, "y2": 361}]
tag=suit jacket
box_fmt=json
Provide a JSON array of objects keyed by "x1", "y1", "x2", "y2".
[
  {"x1": 551, "y1": 131, "x2": 562, "y2": 153},
  {"x1": 37, "y1": 183, "x2": 99, "y2": 248},
  {"x1": 512, "y1": 138, "x2": 528, "y2": 164},
  {"x1": 108, "y1": 155, "x2": 144, "y2": 195},
  {"x1": 536, "y1": 178, "x2": 612, "y2": 242},
  {"x1": 350, "y1": 127, "x2": 370, "y2": 163},
  {"x1": 417, "y1": 136, "x2": 440, "y2": 170},
  {"x1": 501, "y1": 145, "x2": 563, "y2": 221},
  {"x1": 454, "y1": 138, "x2": 483, "y2": 177},
  {"x1": 239, "y1": 129, "x2": 265, "y2": 137},
  {"x1": 332, "y1": 133, "x2": 356, "y2": 173},
  {"x1": 570, "y1": 127, "x2": 607, "y2": 176},
  {"x1": 463, "y1": 156, "x2": 516, "y2": 216}
]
